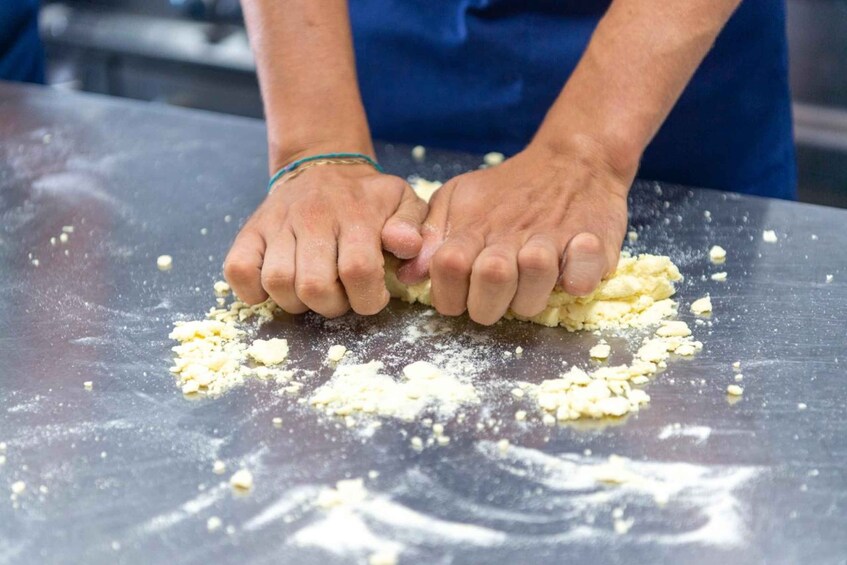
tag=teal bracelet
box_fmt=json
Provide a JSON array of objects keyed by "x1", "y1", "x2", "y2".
[{"x1": 267, "y1": 152, "x2": 384, "y2": 192}]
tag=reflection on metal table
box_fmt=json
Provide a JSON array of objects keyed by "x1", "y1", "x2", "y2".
[{"x1": 0, "y1": 82, "x2": 845, "y2": 565}]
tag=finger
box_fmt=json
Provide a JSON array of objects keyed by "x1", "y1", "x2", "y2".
[
  {"x1": 338, "y1": 223, "x2": 390, "y2": 315},
  {"x1": 223, "y1": 227, "x2": 269, "y2": 305},
  {"x1": 396, "y1": 183, "x2": 452, "y2": 284},
  {"x1": 429, "y1": 233, "x2": 485, "y2": 316},
  {"x1": 260, "y1": 228, "x2": 309, "y2": 314},
  {"x1": 468, "y1": 243, "x2": 520, "y2": 325},
  {"x1": 382, "y1": 185, "x2": 428, "y2": 260},
  {"x1": 511, "y1": 234, "x2": 560, "y2": 317},
  {"x1": 560, "y1": 232, "x2": 608, "y2": 296},
  {"x1": 293, "y1": 230, "x2": 350, "y2": 318}
]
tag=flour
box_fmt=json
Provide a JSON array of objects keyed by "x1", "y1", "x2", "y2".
[{"x1": 477, "y1": 442, "x2": 762, "y2": 547}]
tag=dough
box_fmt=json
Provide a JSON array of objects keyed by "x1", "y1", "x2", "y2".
[
  {"x1": 386, "y1": 253, "x2": 682, "y2": 332},
  {"x1": 709, "y1": 245, "x2": 726, "y2": 263},
  {"x1": 246, "y1": 338, "x2": 289, "y2": 365},
  {"x1": 309, "y1": 361, "x2": 479, "y2": 421}
]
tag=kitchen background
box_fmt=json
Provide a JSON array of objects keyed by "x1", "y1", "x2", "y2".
[{"x1": 38, "y1": 0, "x2": 847, "y2": 208}]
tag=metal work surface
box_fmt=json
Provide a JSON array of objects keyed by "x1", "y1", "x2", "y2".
[{"x1": 1, "y1": 82, "x2": 845, "y2": 565}]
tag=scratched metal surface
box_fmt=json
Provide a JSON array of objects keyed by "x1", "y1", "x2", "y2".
[{"x1": 0, "y1": 82, "x2": 845, "y2": 565}]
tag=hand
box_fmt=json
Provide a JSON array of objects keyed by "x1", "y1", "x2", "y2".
[
  {"x1": 397, "y1": 141, "x2": 633, "y2": 325},
  {"x1": 224, "y1": 165, "x2": 428, "y2": 317}
]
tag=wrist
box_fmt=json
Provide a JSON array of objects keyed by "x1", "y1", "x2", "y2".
[
  {"x1": 527, "y1": 127, "x2": 640, "y2": 189},
  {"x1": 269, "y1": 135, "x2": 376, "y2": 176}
]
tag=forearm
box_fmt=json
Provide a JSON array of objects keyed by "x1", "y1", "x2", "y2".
[
  {"x1": 532, "y1": 0, "x2": 741, "y2": 176},
  {"x1": 242, "y1": 0, "x2": 373, "y2": 172}
]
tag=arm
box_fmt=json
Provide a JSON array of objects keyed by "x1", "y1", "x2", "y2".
[
  {"x1": 401, "y1": 0, "x2": 741, "y2": 325},
  {"x1": 532, "y1": 0, "x2": 742, "y2": 176},
  {"x1": 241, "y1": 0, "x2": 373, "y2": 170},
  {"x1": 225, "y1": 0, "x2": 427, "y2": 317}
]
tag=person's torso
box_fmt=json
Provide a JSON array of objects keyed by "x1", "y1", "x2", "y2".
[{"x1": 0, "y1": 0, "x2": 44, "y2": 84}]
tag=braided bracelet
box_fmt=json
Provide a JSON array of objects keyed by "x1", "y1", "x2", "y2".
[{"x1": 267, "y1": 152, "x2": 384, "y2": 193}]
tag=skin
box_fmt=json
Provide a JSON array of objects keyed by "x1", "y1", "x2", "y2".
[{"x1": 227, "y1": 0, "x2": 741, "y2": 324}]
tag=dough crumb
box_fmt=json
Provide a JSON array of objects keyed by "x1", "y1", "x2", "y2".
[
  {"x1": 213, "y1": 281, "x2": 230, "y2": 296},
  {"x1": 272, "y1": 417, "x2": 283, "y2": 428},
  {"x1": 711, "y1": 272, "x2": 728, "y2": 282},
  {"x1": 212, "y1": 460, "x2": 227, "y2": 475},
  {"x1": 798, "y1": 402, "x2": 807, "y2": 410},
  {"x1": 732, "y1": 361, "x2": 741, "y2": 371},
  {"x1": 326, "y1": 344, "x2": 348, "y2": 362},
  {"x1": 411, "y1": 145, "x2": 426, "y2": 162},
  {"x1": 182, "y1": 381, "x2": 200, "y2": 395},
  {"x1": 157, "y1": 255, "x2": 173, "y2": 271},
  {"x1": 83, "y1": 381, "x2": 93, "y2": 391},
  {"x1": 762, "y1": 230, "x2": 778, "y2": 243},
  {"x1": 709, "y1": 245, "x2": 727, "y2": 263},
  {"x1": 825, "y1": 274, "x2": 834, "y2": 283},
  {"x1": 515, "y1": 346, "x2": 524, "y2": 357},
  {"x1": 589, "y1": 342, "x2": 611, "y2": 360},
  {"x1": 483, "y1": 152, "x2": 505, "y2": 166},
  {"x1": 229, "y1": 469, "x2": 253, "y2": 492},
  {"x1": 726, "y1": 384, "x2": 744, "y2": 396},
  {"x1": 62, "y1": 225, "x2": 74, "y2": 233},
  {"x1": 11, "y1": 481, "x2": 25, "y2": 495},
  {"x1": 246, "y1": 338, "x2": 289, "y2": 365},
  {"x1": 207, "y1": 516, "x2": 222, "y2": 531},
  {"x1": 613, "y1": 516, "x2": 635, "y2": 535},
  {"x1": 627, "y1": 231, "x2": 638, "y2": 243},
  {"x1": 410, "y1": 436, "x2": 424, "y2": 450},
  {"x1": 515, "y1": 410, "x2": 527, "y2": 421},
  {"x1": 511, "y1": 387, "x2": 525, "y2": 398},
  {"x1": 369, "y1": 550, "x2": 399, "y2": 565},
  {"x1": 497, "y1": 439, "x2": 510, "y2": 453},
  {"x1": 690, "y1": 296, "x2": 712, "y2": 315},
  {"x1": 316, "y1": 478, "x2": 367, "y2": 509},
  {"x1": 59, "y1": 232, "x2": 69, "y2": 244}
]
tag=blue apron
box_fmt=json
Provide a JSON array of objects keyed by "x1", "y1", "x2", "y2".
[
  {"x1": 0, "y1": 0, "x2": 44, "y2": 84},
  {"x1": 350, "y1": 1, "x2": 796, "y2": 199}
]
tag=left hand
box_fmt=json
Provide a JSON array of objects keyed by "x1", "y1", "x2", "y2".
[{"x1": 396, "y1": 141, "x2": 633, "y2": 325}]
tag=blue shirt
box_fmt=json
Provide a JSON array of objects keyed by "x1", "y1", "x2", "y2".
[
  {"x1": 350, "y1": 1, "x2": 796, "y2": 199},
  {"x1": 0, "y1": 0, "x2": 43, "y2": 84}
]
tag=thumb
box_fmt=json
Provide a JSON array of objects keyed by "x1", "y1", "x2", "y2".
[
  {"x1": 395, "y1": 183, "x2": 451, "y2": 284},
  {"x1": 381, "y1": 184, "x2": 428, "y2": 260}
]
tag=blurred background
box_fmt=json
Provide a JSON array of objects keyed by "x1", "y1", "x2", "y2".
[{"x1": 37, "y1": 0, "x2": 847, "y2": 208}]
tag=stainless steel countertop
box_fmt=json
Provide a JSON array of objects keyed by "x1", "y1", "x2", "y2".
[{"x1": 1, "y1": 82, "x2": 845, "y2": 565}]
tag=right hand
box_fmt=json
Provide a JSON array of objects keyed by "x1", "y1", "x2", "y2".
[{"x1": 224, "y1": 164, "x2": 428, "y2": 317}]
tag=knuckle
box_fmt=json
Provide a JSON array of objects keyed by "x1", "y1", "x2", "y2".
[
  {"x1": 339, "y1": 255, "x2": 382, "y2": 284},
  {"x1": 563, "y1": 277, "x2": 597, "y2": 297},
  {"x1": 569, "y1": 232, "x2": 604, "y2": 256},
  {"x1": 223, "y1": 257, "x2": 254, "y2": 285},
  {"x1": 295, "y1": 277, "x2": 334, "y2": 302},
  {"x1": 433, "y1": 247, "x2": 473, "y2": 279},
  {"x1": 261, "y1": 267, "x2": 295, "y2": 293},
  {"x1": 518, "y1": 245, "x2": 558, "y2": 274},
  {"x1": 477, "y1": 254, "x2": 516, "y2": 285}
]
